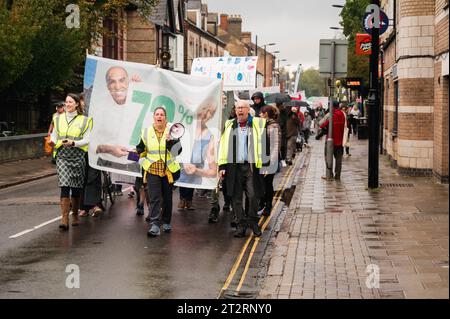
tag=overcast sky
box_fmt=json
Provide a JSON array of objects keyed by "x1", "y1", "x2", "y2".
[{"x1": 203, "y1": 0, "x2": 345, "y2": 71}]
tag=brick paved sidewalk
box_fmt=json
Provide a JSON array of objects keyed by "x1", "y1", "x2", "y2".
[
  {"x1": 259, "y1": 138, "x2": 449, "y2": 299},
  {"x1": 0, "y1": 156, "x2": 56, "y2": 189}
]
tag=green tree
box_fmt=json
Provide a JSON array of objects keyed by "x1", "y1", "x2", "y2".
[
  {"x1": 0, "y1": 0, "x2": 157, "y2": 96},
  {"x1": 0, "y1": 0, "x2": 157, "y2": 131},
  {"x1": 339, "y1": 0, "x2": 370, "y2": 90},
  {"x1": 298, "y1": 68, "x2": 327, "y2": 97}
]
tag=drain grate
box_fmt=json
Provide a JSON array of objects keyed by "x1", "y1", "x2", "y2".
[{"x1": 380, "y1": 183, "x2": 414, "y2": 188}]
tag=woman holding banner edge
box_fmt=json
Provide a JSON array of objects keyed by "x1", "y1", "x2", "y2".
[{"x1": 135, "y1": 107, "x2": 182, "y2": 237}]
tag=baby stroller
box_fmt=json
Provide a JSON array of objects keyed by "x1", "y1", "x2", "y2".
[{"x1": 296, "y1": 131, "x2": 305, "y2": 152}]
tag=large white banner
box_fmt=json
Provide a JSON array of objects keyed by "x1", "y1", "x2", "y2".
[
  {"x1": 190, "y1": 56, "x2": 258, "y2": 91},
  {"x1": 83, "y1": 55, "x2": 222, "y2": 189},
  {"x1": 307, "y1": 96, "x2": 329, "y2": 109}
]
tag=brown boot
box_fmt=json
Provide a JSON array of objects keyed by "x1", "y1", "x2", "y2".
[
  {"x1": 71, "y1": 197, "x2": 81, "y2": 226},
  {"x1": 185, "y1": 200, "x2": 195, "y2": 210},
  {"x1": 178, "y1": 199, "x2": 186, "y2": 210},
  {"x1": 59, "y1": 198, "x2": 71, "y2": 230}
]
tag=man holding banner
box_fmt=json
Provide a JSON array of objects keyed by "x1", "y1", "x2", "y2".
[{"x1": 218, "y1": 100, "x2": 267, "y2": 238}]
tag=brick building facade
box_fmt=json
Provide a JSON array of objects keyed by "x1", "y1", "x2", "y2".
[
  {"x1": 381, "y1": 0, "x2": 449, "y2": 183},
  {"x1": 101, "y1": 0, "x2": 185, "y2": 72},
  {"x1": 217, "y1": 14, "x2": 276, "y2": 87},
  {"x1": 184, "y1": 1, "x2": 226, "y2": 72}
]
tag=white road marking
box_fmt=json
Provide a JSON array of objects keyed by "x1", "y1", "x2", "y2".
[
  {"x1": 9, "y1": 215, "x2": 65, "y2": 239},
  {"x1": 8, "y1": 186, "x2": 133, "y2": 239}
]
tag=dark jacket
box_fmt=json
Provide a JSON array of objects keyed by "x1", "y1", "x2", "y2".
[
  {"x1": 251, "y1": 91, "x2": 266, "y2": 117},
  {"x1": 286, "y1": 111, "x2": 301, "y2": 138}
]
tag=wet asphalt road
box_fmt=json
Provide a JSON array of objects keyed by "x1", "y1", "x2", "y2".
[{"x1": 0, "y1": 176, "x2": 249, "y2": 298}]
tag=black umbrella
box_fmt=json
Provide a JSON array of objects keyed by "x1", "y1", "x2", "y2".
[
  {"x1": 264, "y1": 93, "x2": 291, "y2": 104},
  {"x1": 283, "y1": 100, "x2": 310, "y2": 107}
]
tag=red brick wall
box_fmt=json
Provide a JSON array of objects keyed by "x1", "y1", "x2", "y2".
[
  {"x1": 398, "y1": 78, "x2": 435, "y2": 106},
  {"x1": 435, "y1": 17, "x2": 449, "y2": 55},
  {"x1": 400, "y1": 0, "x2": 435, "y2": 17},
  {"x1": 433, "y1": 62, "x2": 449, "y2": 180},
  {"x1": 398, "y1": 113, "x2": 434, "y2": 140},
  {"x1": 126, "y1": 10, "x2": 157, "y2": 65}
]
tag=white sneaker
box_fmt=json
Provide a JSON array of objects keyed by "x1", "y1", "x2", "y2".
[
  {"x1": 257, "y1": 208, "x2": 265, "y2": 216},
  {"x1": 281, "y1": 160, "x2": 287, "y2": 167}
]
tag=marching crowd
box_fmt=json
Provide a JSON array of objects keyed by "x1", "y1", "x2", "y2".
[{"x1": 48, "y1": 91, "x2": 358, "y2": 238}]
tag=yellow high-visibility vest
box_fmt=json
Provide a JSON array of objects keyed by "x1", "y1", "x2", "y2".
[
  {"x1": 54, "y1": 113, "x2": 92, "y2": 152},
  {"x1": 218, "y1": 117, "x2": 266, "y2": 168},
  {"x1": 140, "y1": 125, "x2": 181, "y2": 173}
]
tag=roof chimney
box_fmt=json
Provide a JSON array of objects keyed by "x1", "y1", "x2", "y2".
[
  {"x1": 241, "y1": 32, "x2": 252, "y2": 44},
  {"x1": 227, "y1": 14, "x2": 242, "y2": 39},
  {"x1": 220, "y1": 14, "x2": 228, "y2": 31}
]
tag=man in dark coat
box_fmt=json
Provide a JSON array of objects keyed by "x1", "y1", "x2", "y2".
[{"x1": 218, "y1": 100, "x2": 267, "y2": 237}]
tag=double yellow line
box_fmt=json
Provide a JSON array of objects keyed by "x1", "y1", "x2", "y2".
[{"x1": 218, "y1": 162, "x2": 297, "y2": 298}]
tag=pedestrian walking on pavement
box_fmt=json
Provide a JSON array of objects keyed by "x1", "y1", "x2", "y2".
[
  {"x1": 286, "y1": 106, "x2": 301, "y2": 165},
  {"x1": 317, "y1": 100, "x2": 346, "y2": 180},
  {"x1": 258, "y1": 105, "x2": 281, "y2": 217},
  {"x1": 277, "y1": 103, "x2": 288, "y2": 167},
  {"x1": 50, "y1": 93, "x2": 93, "y2": 230},
  {"x1": 314, "y1": 103, "x2": 325, "y2": 132},
  {"x1": 136, "y1": 107, "x2": 182, "y2": 237},
  {"x1": 342, "y1": 105, "x2": 352, "y2": 156},
  {"x1": 302, "y1": 111, "x2": 312, "y2": 146},
  {"x1": 218, "y1": 100, "x2": 267, "y2": 238}
]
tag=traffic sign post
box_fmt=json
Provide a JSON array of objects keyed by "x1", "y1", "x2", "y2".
[
  {"x1": 319, "y1": 39, "x2": 348, "y2": 179},
  {"x1": 363, "y1": 8, "x2": 389, "y2": 35}
]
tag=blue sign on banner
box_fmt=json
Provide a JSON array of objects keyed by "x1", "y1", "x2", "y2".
[{"x1": 363, "y1": 10, "x2": 389, "y2": 35}]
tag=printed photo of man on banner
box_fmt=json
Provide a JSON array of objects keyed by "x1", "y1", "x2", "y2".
[{"x1": 84, "y1": 55, "x2": 222, "y2": 190}]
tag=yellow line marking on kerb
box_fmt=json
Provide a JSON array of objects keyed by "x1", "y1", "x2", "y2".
[{"x1": 218, "y1": 164, "x2": 294, "y2": 298}]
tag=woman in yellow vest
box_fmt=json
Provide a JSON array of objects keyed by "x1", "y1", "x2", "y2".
[
  {"x1": 50, "y1": 93, "x2": 92, "y2": 230},
  {"x1": 136, "y1": 107, "x2": 182, "y2": 237}
]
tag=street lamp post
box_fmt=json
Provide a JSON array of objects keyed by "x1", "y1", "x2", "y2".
[
  {"x1": 282, "y1": 64, "x2": 291, "y2": 92},
  {"x1": 277, "y1": 58, "x2": 287, "y2": 85},
  {"x1": 269, "y1": 50, "x2": 280, "y2": 86},
  {"x1": 262, "y1": 43, "x2": 276, "y2": 86},
  {"x1": 367, "y1": 0, "x2": 381, "y2": 189}
]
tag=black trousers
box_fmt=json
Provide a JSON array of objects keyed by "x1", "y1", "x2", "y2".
[
  {"x1": 303, "y1": 129, "x2": 310, "y2": 144},
  {"x1": 222, "y1": 179, "x2": 231, "y2": 205},
  {"x1": 179, "y1": 187, "x2": 194, "y2": 200},
  {"x1": 280, "y1": 131, "x2": 287, "y2": 160},
  {"x1": 260, "y1": 173, "x2": 275, "y2": 211},
  {"x1": 334, "y1": 146, "x2": 344, "y2": 178},
  {"x1": 80, "y1": 167, "x2": 102, "y2": 210},
  {"x1": 146, "y1": 174, "x2": 173, "y2": 227},
  {"x1": 231, "y1": 164, "x2": 258, "y2": 226}
]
